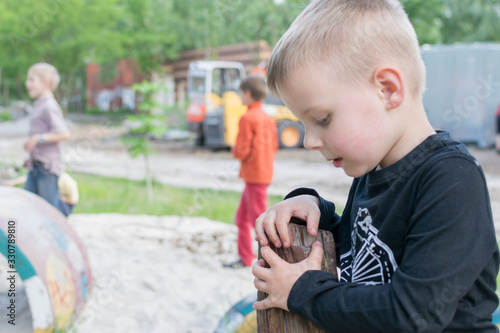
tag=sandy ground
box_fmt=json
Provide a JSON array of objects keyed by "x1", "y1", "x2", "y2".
[
  {"x1": 0, "y1": 116, "x2": 499, "y2": 332},
  {"x1": 67, "y1": 214, "x2": 255, "y2": 333}
]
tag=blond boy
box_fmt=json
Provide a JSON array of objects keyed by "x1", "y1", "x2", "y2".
[
  {"x1": 253, "y1": 0, "x2": 499, "y2": 331},
  {"x1": 24, "y1": 63, "x2": 70, "y2": 209}
]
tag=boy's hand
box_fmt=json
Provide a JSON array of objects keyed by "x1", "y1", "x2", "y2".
[
  {"x1": 252, "y1": 241, "x2": 324, "y2": 311},
  {"x1": 255, "y1": 195, "x2": 321, "y2": 248},
  {"x1": 24, "y1": 134, "x2": 40, "y2": 152}
]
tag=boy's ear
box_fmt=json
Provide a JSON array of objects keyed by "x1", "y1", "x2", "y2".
[
  {"x1": 243, "y1": 89, "x2": 253, "y2": 100},
  {"x1": 43, "y1": 79, "x2": 52, "y2": 89},
  {"x1": 373, "y1": 67, "x2": 404, "y2": 110}
]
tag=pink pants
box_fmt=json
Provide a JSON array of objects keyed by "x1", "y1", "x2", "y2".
[{"x1": 236, "y1": 183, "x2": 268, "y2": 266}]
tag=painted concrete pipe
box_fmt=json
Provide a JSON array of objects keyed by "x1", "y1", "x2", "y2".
[{"x1": 0, "y1": 186, "x2": 92, "y2": 332}]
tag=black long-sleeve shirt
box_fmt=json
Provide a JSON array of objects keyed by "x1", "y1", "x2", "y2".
[{"x1": 286, "y1": 132, "x2": 499, "y2": 332}]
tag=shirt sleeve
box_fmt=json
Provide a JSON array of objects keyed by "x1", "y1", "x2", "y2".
[
  {"x1": 287, "y1": 157, "x2": 499, "y2": 332},
  {"x1": 45, "y1": 102, "x2": 69, "y2": 134},
  {"x1": 284, "y1": 187, "x2": 342, "y2": 257},
  {"x1": 232, "y1": 115, "x2": 253, "y2": 161}
]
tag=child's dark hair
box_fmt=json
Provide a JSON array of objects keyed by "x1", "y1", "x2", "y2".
[{"x1": 240, "y1": 75, "x2": 267, "y2": 101}]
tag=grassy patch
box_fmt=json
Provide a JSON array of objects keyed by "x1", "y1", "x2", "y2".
[
  {"x1": 72, "y1": 172, "x2": 285, "y2": 224},
  {"x1": 0, "y1": 111, "x2": 11, "y2": 122}
]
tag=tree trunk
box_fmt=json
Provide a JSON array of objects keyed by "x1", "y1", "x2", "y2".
[
  {"x1": 257, "y1": 221, "x2": 337, "y2": 333},
  {"x1": 3, "y1": 79, "x2": 8, "y2": 107},
  {"x1": 15, "y1": 75, "x2": 24, "y2": 99},
  {"x1": 62, "y1": 69, "x2": 76, "y2": 114},
  {"x1": 144, "y1": 154, "x2": 154, "y2": 201}
]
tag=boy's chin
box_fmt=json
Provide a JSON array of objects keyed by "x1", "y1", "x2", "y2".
[
  {"x1": 344, "y1": 170, "x2": 359, "y2": 178},
  {"x1": 343, "y1": 166, "x2": 371, "y2": 178}
]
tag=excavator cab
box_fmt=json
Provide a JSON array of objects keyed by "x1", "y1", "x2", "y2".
[
  {"x1": 186, "y1": 61, "x2": 246, "y2": 146},
  {"x1": 186, "y1": 60, "x2": 305, "y2": 148}
]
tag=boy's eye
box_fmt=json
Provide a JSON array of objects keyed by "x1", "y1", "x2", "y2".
[{"x1": 317, "y1": 115, "x2": 330, "y2": 126}]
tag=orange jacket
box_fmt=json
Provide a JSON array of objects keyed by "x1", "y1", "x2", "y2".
[{"x1": 232, "y1": 101, "x2": 279, "y2": 185}]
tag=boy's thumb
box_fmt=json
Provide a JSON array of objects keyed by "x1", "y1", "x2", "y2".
[{"x1": 308, "y1": 241, "x2": 324, "y2": 267}]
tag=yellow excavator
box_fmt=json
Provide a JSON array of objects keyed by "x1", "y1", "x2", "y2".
[{"x1": 186, "y1": 60, "x2": 305, "y2": 148}]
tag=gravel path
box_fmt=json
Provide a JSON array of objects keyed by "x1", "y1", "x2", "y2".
[{"x1": 1, "y1": 118, "x2": 499, "y2": 232}]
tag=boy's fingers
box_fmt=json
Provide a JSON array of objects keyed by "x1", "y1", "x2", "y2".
[
  {"x1": 253, "y1": 277, "x2": 269, "y2": 293},
  {"x1": 252, "y1": 260, "x2": 270, "y2": 281},
  {"x1": 261, "y1": 211, "x2": 281, "y2": 247},
  {"x1": 260, "y1": 245, "x2": 283, "y2": 266},
  {"x1": 306, "y1": 210, "x2": 321, "y2": 237},
  {"x1": 254, "y1": 258, "x2": 266, "y2": 267},
  {"x1": 254, "y1": 213, "x2": 269, "y2": 246},
  {"x1": 275, "y1": 211, "x2": 291, "y2": 247},
  {"x1": 307, "y1": 241, "x2": 324, "y2": 268},
  {"x1": 253, "y1": 298, "x2": 274, "y2": 311}
]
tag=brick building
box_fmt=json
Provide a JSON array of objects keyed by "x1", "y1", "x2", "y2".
[{"x1": 85, "y1": 40, "x2": 273, "y2": 111}]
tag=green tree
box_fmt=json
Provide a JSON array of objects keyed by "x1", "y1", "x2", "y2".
[
  {"x1": 402, "y1": 0, "x2": 444, "y2": 44},
  {"x1": 121, "y1": 81, "x2": 168, "y2": 200},
  {"x1": 0, "y1": 0, "x2": 126, "y2": 107},
  {"x1": 119, "y1": 0, "x2": 181, "y2": 72},
  {"x1": 1, "y1": 0, "x2": 498, "y2": 110},
  {"x1": 439, "y1": 0, "x2": 500, "y2": 43},
  {"x1": 170, "y1": 0, "x2": 305, "y2": 54},
  {"x1": 402, "y1": 0, "x2": 500, "y2": 44},
  {"x1": 0, "y1": 0, "x2": 307, "y2": 106}
]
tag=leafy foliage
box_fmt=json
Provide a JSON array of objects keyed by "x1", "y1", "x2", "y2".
[
  {"x1": 0, "y1": 0, "x2": 498, "y2": 104},
  {"x1": 402, "y1": 0, "x2": 500, "y2": 43},
  {"x1": 122, "y1": 81, "x2": 168, "y2": 145},
  {"x1": 121, "y1": 80, "x2": 168, "y2": 199},
  {"x1": 0, "y1": 0, "x2": 304, "y2": 91},
  {"x1": 438, "y1": 0, "x2": 500, "y2": 43}
]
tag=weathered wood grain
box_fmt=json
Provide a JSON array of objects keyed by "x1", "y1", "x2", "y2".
[{"x1": 257, "y1": 220, "x2": 337, "y2": 333}]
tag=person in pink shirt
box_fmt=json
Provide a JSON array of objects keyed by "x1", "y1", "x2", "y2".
[{"x1": 24, "y1": 63, "x2": 70, "y2": 209}]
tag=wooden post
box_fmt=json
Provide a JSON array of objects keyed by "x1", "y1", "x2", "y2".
[{"x1": 257, "y1": 220, "x2": 337, "y2": 332}]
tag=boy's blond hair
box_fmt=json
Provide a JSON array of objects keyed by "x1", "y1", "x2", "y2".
[
  {"x1": 267, "y1": 0, "x2": 426, "y2": 98},
  {"x1": 28, "y1": 63, "x2": 60, "y2": 92},
  {"x1": 240, "y1": 75, "x2": 268, "y2": 101}
]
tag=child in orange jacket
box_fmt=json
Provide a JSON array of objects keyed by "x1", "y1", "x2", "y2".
[{"x1": 224, "y1": 75, "x2": 279, "y2": 268}]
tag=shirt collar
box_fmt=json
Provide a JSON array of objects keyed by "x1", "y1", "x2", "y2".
[
  {"x1": 247, "y1": 101, "x2": 263, "y2": 110},
  {"x1": 34, "y1": 95, "x2": 53, "y2": 108}
]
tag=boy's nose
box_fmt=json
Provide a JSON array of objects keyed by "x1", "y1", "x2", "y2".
[{"x1": 303, "y1": 130, "x2": 322, "y2": 150}]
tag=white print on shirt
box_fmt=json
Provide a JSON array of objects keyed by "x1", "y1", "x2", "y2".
[{"x1": 339, "y1": 207, "x2": 398, "y2": 285}]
